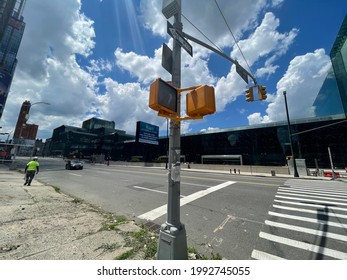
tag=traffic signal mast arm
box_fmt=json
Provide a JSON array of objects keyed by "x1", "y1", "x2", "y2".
[{"x1": 182, "y1": 31, "x2": 257, "y2": 86}]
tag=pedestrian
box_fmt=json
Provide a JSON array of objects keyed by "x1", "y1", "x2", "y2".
[{"x1": 24, "y1": 156, "x2": 39, "y2": 186}]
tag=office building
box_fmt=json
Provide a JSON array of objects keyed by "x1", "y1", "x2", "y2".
[
  {"x1": 50, "y1": 117, "x2": 134, "y2": 158},
  {"x1": 0, "y1": 0, "x2": 16, "y2": 42},
  {"x1": 0, "y1": 0, "x2": 26, "y2": 119}
]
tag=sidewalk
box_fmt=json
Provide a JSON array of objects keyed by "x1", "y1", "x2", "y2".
[{"x1": 0, "y1": 167, "x2": 152, "y2": 260}]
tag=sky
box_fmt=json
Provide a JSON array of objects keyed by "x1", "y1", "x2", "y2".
[{"x1": 0, "y1": 0, "x2": 347, "y2": 141}]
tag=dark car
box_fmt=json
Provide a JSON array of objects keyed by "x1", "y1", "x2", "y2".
[{"x1": 65, "y1": 159, "x2": 84, "y2": 170}]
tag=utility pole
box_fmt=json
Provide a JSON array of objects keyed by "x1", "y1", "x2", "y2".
[
  {"x1": 283, "y1": 91, "x2": 299, "y2": 177},
  {"x1": 157, "y1": 0, "x2": 187, "y2": 260}
]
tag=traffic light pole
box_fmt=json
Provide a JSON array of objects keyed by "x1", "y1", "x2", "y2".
[
  {"x1": 283, "y1": 91, "x2": 299, "y2": 178},
  {"x1": 157, "y1": 0, "x2": 188, "y2": 260}
]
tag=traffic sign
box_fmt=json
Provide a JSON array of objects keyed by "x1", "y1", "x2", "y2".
[
  {"x1": 162, "y1": 43, "x2": 173, "y2": 74},
  {"x1": 167, "y1": 21, "x2": 193, "y2": 56},
  {"x1": 236, "y1": 64, "x2": 249, "y2": 84}
]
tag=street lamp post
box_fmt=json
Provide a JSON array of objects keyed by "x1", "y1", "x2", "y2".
[{"x1": 283, "y1": 91, "x2": 299, "y2": 177}]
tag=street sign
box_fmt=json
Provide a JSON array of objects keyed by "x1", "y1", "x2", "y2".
[
  {"x1": 167, "y1": 21, "x2": 193, "y2": 56},
  {"x1": 236, "y1": 64, "x2": 249, "y2": 84},
  {"x1": 162, "y1": 43, "x2": 173, "y2": 74}
]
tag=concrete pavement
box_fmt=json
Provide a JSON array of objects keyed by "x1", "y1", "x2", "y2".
[{"x1": 0, "y1": 166, "x2": 153, "y2": 260}]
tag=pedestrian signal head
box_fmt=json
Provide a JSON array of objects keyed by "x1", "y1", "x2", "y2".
[
  {"x1": 186, "y1": 85, "x2": 216, "y2": 117},
  {"x1": 149, "y1": 78, "x2": 178, "y2": 115}
]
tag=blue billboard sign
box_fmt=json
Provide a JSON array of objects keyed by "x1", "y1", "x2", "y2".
[{"x1": 136, "y1": 121, "x2": 159, "y2": 145}]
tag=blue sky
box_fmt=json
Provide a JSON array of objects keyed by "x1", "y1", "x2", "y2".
[{"x1": 1, "y1": 0, "x2": 347, "y2": 140}]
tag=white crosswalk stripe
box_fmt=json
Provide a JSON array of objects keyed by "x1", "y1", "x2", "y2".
[{"x1": 252, "y1": 179, "x2": 347, "y2": 260}]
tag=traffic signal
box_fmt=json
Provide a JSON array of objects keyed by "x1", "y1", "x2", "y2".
[
  {"x1": 149, "y1": 78, "x2": 178, "y2": 115},
  {"x1": 245, "y1": 87, "x2": 254, "y2": 102},
  {"x1": 258, "y1": 85, "x2": 267, "y2": 100},
  {"x1": 186, "y1": 85, "x2": 216, "y2": 117}
]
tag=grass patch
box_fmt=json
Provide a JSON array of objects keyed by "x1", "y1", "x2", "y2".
[
  {"x1": 99, "y1": 214, "x2": 129, "y2": 231},
  {"x1": 115, "y1": 226, "x2": 158, "y2": 260},
  {"x1": 71, "y1": 198, "x2": 82, "y2": 204},
  {"x1": 116, "y1": 248, "x2": 135, "y2": 260},
  {"x1": 51, "y1": 185, "x2": 61, "y2": 193},
  {"x1": 95, "y1": 243, "x2": 120, "y2": 253}
]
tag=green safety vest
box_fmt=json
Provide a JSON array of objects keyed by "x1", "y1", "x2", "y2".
[{"x1": 26, "y1": 161, "x2": 39, "y2": 171}]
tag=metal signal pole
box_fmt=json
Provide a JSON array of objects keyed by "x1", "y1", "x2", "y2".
[
  {"x1": 283, "y1": 91, "x2": 299, "y2": 178},
  {"x1": 157, "y1": 0, "x2": 188, "y2": 260}
]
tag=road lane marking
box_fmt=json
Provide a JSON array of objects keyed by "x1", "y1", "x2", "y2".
[
  {"x1": 285, "y1": 182, "x2": 347, "y2": 191},
  {"x1": 132, "y1": 186, "x2": 186, "y2": 197},
  {"x1": 259, "y1": 232, "x2": 347, "y2": 259},
  {"x1": 274, "y1": 199, "x2": 347, "y2": 212},
  {"x1": 251, "y1": 249, "x2": 286, "y2": 260},
  {"x1": 138, "y1": 181, "x2": 236, "y2": 221},
  {"x1": 275, "y1": 195, "x2": 347, "y2": 206},
  {"x1": 265, "y1": 220, "x2": 347, "y2": 242},
  {"x1": 69, "y1": 173, "x2": 82, "y2": 177},
  {"x1": 278, "y1": 187, "x2": 347, "y2": 197},
  {"x1": 280, "y1": 186, "x2": 347, "y2": 196},
  {"x1": 272, "y1": 204, "x2": 347, "y2": 219},
  {"x1": 268, "y1": 211, "x2": 347, "y2": 229},
  {"x1": 277, "y1": 191, "x2": 347, "y2": 202}
]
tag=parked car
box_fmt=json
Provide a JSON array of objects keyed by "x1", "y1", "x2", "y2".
[{"x1": 65, "y1": 159, "x2": 84, "y2": 170}]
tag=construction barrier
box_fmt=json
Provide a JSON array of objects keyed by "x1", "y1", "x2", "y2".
[{"x1": 323, "y1": 171, "x2": 340, "y2": 178}]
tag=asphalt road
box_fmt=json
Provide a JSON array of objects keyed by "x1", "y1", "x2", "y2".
[{"x1": 34, "y1": 158, "x2": 347, "y2": 260}]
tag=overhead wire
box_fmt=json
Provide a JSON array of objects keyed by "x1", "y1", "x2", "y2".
[
  {"x1": 214, "y1": 0, "x2": 255, "y2": 78},
  {"x1": 181, "y1": 13, "x2": 224, "y2": 54}
]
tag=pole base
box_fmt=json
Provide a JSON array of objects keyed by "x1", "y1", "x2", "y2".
[{"x1": 157, "y1": 223, "x2": 188, "y2": 260}]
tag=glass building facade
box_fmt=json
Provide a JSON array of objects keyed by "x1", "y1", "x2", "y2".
[
  {"x1": 330, "y1": 14, "x2": 347, "y2": 118},
  {"x1": 0, "y1": 0, "x2": 26, "y2": 119},
  {"x1": 50, "y1": 118, "x2": 134, "y2": 158}
]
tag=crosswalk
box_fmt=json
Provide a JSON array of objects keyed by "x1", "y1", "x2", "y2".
[{"x1": 252, "y1": 179, "x2": 347, "y2": 260}]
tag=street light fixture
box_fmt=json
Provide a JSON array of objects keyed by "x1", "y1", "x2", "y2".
[{"x1": 283, "y1": 91, "x2": 299, "y2": 177}]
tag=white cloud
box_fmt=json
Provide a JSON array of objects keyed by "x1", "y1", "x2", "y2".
[
  {"x1": 200, "y1": 127, "x2": 220, "y2": 133},
  {"x1": 115, "y1": 47, "x2": 169, "y2": 84},
  {"x1": 231, "y1": 12, "x2": 298, "y2": 71},
  {"x1": 213, "y1": 12, "x2": 298, "y2": 112},
  {"x1": 248, "y1": 49, "x2": 332, "y2": 124},
  {"x1": 1, "y1": 0, "x2": 329, "y2": 142},
  {"x1": 1, "y1": 0, "x2": 98, "y2": 138}
]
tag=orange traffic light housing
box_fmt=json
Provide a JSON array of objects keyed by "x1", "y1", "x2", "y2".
[
  {"x1": 149, "y1": 78, "x2": 177, "y2": 115},
  {"x1": 258, "y1": 85, "x2": 267, "y2": 100},
  {"x1": 186, "y1": 85, "x2": 216, "y2": 117},
  {"x1": 245, "y1": 87, "x2": 254, "y2": 102}
]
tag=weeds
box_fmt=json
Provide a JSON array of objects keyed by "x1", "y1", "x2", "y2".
[
  {"x1": 95, "y1": 243, "x2": 120, "y2": 253},
  {"x1": 115, "y1": 226, "x2": 158, "y2": 260},
  {"x1": 51, "y1": 185, "x2": 61, "y2": 193},
  {"x1": 99, "y1": 214, "x2": 128, "y2": 231}
]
